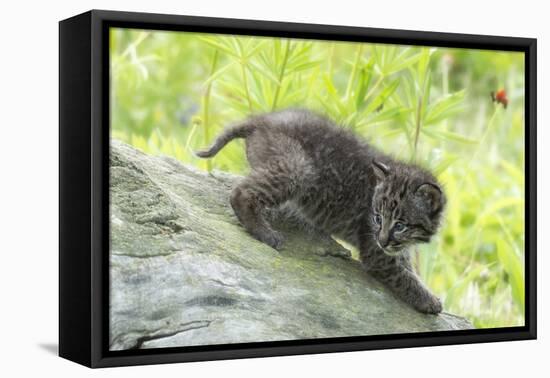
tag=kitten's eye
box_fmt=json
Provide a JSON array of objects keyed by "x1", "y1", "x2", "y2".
[
  {"x1": 393, "y1": 222, "x2": 407, "y2": 232},
  {"x1": 373, "y1": 214, "x2": 382, "y2": 225}
]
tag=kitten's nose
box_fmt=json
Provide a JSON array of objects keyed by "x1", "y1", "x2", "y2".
[{"x1": 378, "y1": 235, "x2": 389, "y2": 248}]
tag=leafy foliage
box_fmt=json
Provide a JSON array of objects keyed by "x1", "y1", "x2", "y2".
[{"x1": 110, "y1": 28, "x2": 525, "y2": 328}]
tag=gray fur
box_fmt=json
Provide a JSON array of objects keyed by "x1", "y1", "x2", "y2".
[{"x1": 196, "y1": 108, "x2": 446, "y2": 314}]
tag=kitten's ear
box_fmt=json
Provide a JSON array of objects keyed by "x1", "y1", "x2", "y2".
[
  {"x1": 415, "y1": 183, "x2": 444, "y2": 214},
  {"x1": 372, "y1": 160, "x2": 390, "y2": 181}
]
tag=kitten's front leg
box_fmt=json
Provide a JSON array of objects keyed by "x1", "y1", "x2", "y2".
[
  {"x1": 230, "y1": 168, "x2": 292, "y2": 250},
  {"x1": 370, "y1": 264, "x2": 442, "y2": 314},
  {"x1": 360, "y1": 247, "x2": 442, "y2": 314}
]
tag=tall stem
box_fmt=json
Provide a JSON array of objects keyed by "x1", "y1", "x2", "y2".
[
  {"x1": 467, "y1": 106, "x2": 499, "y2": 168},
  {"x1": 345, "y1": 44, "x2": 364, "y2": 100},
  {"x1": 240, "y1": 61, "x2": 253, "y2": 113},
  {"x1": 327, "y1": 42, "x2": 335, "y2": 77},
  {"x1": 412, "y1": 93, "x2": 425, "y2": 270},
  {"x1": 203, "y1": 49, "x2": 219, "y2": 172},
  {"x1": 363, "y1": 74, "x2": 384, "y2": 104},
  {"x1": 442, "y1": 63, "x2": 449, "y2": 96},
  {"x1": 412, "y1": 96, "x2": 423, "y2": 162},
  {"x1": 271, "y1": 40, "x2": 292, "y2": 111},
  {"x1": 442, "y1": 58, "x2": 450, "y2": 131}
]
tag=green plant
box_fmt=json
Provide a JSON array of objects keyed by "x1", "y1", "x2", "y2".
[{"x1": 110, "y1": 28, "x2": 526, "y2": 328}]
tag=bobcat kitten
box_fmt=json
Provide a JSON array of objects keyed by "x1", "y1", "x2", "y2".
[{"x1": 196, "y1": 109, "x2": 446, "y2": 314}]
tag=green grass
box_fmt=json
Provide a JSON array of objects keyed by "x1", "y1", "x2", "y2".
[{"x1": 110, "y1": 28, "x2": 525, "y2": 328}]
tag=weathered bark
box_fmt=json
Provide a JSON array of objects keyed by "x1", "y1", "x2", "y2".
[{"x1": 109, "y1": 140, "x2": 473, "y2": 351}]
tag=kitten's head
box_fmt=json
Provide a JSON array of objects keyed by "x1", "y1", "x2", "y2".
[{"x1": 370, "y1": 160, "x2": 446, "y2": 256}]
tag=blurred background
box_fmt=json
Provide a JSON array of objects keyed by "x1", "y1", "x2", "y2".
[{"x1": 110, "y1": 28, "x2": 525, "y2": 329}]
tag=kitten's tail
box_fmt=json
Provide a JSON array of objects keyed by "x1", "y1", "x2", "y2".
[{"x1": 194, "y1": 120, "x2": 256, "y2": 158}]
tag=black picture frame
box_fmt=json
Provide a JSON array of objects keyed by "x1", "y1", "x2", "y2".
[{"x1": 59, "y1": 9, "x2": 537, "y2": 368}]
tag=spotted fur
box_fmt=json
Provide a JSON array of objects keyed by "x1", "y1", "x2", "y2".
[{"x1": 196, "y1": 108, "x2": 446, "y2": 313}]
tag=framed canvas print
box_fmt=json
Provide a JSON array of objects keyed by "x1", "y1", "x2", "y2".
[{"x1": 59, "y1": 10, "x2": 536, "y2": 368}]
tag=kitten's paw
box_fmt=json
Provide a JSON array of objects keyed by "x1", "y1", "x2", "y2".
[
  {"x1": 260, "y1": 230, "x2": 285, "y2": 250},
  {"x1": 315, "y1": 247, "x2": 352, "y2": 260},
  {"x1": 415, "y1": 295, "x2": 443, "y2": 314}
]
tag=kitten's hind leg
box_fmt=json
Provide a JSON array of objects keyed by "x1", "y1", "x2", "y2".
[{"x1": 230, "y1": 159, "x2": 306, "y2": 250}]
